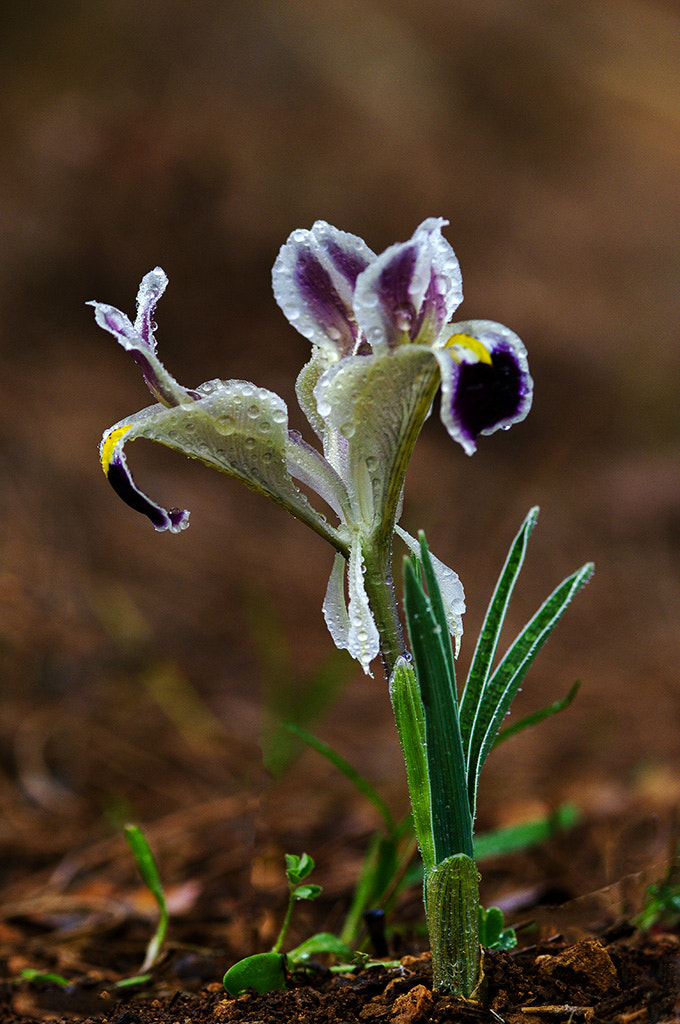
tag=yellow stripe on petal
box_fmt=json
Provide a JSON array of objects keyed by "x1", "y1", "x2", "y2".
[
  {"x1": 101, "y1": 424, "x2": 133, "y2": 475},
  {"x1": 444, "y1": 332, "x2": 493, "y2": 366}
]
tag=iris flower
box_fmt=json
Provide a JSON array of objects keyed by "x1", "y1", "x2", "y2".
[{"x1": 92, "y1": 218, "x2": 532, "y2": 675}]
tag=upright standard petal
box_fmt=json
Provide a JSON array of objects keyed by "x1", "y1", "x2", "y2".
[
  {"x1": 99, "y1": 379, "x2": 347, "y2": 553},
  {"x1": 88, "y1": 269, "x2": 196, "y2": 408},
  {"x1": 436, "y1": 320, "x2": 533, "y2": 455},
  {"x1": 272, "y1": 221, "x2": 375, "y2": 357},
  {"x1": 314, "y1": 346, "x2": 440, "y2": 540},
  {"x1": 353, "y1": 218, "x2": 463, "y2": 353}
]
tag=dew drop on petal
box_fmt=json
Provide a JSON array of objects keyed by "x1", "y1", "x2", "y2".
[
  {"x1": 393, "y1": 304, "x2": 413, "y2": 331},
  {"x1": 272, "y1": 408, "x2": 287, "y2": 425},
  {"x1": 247, "y1": 404, "x2": 260, "y2": 418}
]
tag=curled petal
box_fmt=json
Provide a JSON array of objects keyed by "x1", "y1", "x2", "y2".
[
  {"x1": 322, "y1": 546, "x2": 380, "y2": 675},
  {"x1": 272, "y1": 221, "x2": 375, "y2": 357},
  {"x1": 314, "y1": 347, "x2": 440, "y2": 536},
  {"x1": 436, "y1": 320, "x2": 533, "y2": 455},
  {"x1": 353, "y1": 218, "x2": 463, "y2": 352},
  {"x1": 88, "y1": 269, "x2": 195, "y2": 408},
  {"x1": 100, "y1": 423, "x2": 190, "y2": 533},
  {"x1": 99, "y1": 380, "x2": 346, "y2": 551},
  {"x1": 395, "y1": 526, "x2": 465, "y2": 655}
]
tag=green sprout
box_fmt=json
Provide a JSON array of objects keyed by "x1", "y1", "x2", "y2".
[
  {"x1": 223, "y1": 853, "x2": 353, "y2": 996},
  {"x1": 124, "y1": 823, "x2": 169, "y2": 974}
]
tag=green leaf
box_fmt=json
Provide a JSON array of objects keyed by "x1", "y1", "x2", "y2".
[
  {"x1": 17, "y1": 969, "x2": 71, "y2": 989},
  {"x1": 389, "y1": 658, "x2": 434, "y2": 874},
  {"x1": 124, "y1": 824, "x2": 169, "y2": 972},
  {"x1": 466, "y1": 562, "x2": 594, "y2": 817},
  {"x1": 425, "y1": 853, "x2": 481, "y2": 996},
  {"x1": 285, "y1": 851, "x2": 315, "y2": 884},
  {"x1": 478, "y1": 905, "x2": 516, "y2": 949},
  {"x1": 403, "y1": 542, "x2": 473, "y2": 861},
  {"x1": 292, "y1": 884, "x2": 322, "y2": 901},
  {"x1": 459, "y1": 507, "x2": 539, "y2": 764},
  {"x1": 492, "y1": 681, "x2": 581, "y2": 748},
  {"x1": 287, "y1": 932, "x2": 354, "y2": 964},
  {"x1": 473, "y1": 803, "x2": 579, "y2": 861},
  {"x1": 223, "y1": 953, "x2": 287, "y2": 996}
]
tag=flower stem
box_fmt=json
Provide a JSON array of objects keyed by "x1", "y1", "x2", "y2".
[{"x1": 361, "y1": 541, "x2": 407, "y2": 678}]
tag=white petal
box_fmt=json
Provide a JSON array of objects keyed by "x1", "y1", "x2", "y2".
[
  {"x1": 322, "y1": 544, "x2": 380, "y2": 675},
  {"x1": 395, "y1": 526, "x2": 466, "y2": 655}
]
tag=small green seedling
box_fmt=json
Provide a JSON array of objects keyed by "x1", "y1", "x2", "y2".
[
  {"x1": 635, "y1": 853, "x2": 680, "y2": 933},
  {"x1": 223, "y1": 853, "x2": 353, "y2": 997},
  {"x1": 478, "y1": 906, "x2": 517, "y2": 950},
  {"x1": 124, "y1": 823, "x2": 169, "y2": 973},
  {"x1": 16, "y1": 969, "x2": 71, "y2": 989}
]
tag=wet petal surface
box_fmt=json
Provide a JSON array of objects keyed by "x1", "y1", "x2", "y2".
[{"x1": 437, "y1": 320, "x2": 533, "y2": 455}]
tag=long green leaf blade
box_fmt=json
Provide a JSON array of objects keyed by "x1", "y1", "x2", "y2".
[
  {"x1": 492, "y1": 680, "x2": 580, "y2": 749},
  {"x1": 389, "y1": 658, "x2": 434, "y2": 874},
  {"x1": 467, "y1": 562, "x2": 594, "y2": 816},
  {"x1": 403, "y1": 554, "x2": 473, "y2": 861},
  {"x1": 459, "y1": 508, "x2": 539, "y2": 761}
]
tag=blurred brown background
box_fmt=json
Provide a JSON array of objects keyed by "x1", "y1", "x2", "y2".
[{"x1": 1, "y1": 0, "x2": 679, "y2": 882}]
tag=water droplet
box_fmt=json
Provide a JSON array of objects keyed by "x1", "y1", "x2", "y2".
[
  {"x1": 365, "y1": 455, "x2": 377, "y2": 471},
  {"x1": 215, "y1": 413, "x2": 236, "y2": 435},
  {"x1": 272, "y1": 408, "x2": 287, "y2": 425},
  {"x1": 340, "y1": 421, "x2": 356, "y2": 438},
  {"x1": 247, "y1": 404, "x2": 260, "y2": 418},
  {"x1": 393, "y1": 304, "x2": 413, "y2": 331},
  {"x1": 262, "y1": 451, "x2": 272, "y2": 463},
  {"x1": 245, "y1": 436, "x2": 257, "y2": 450},
  {"x1": 259, "y1": 419, "x2": 271, "y2": 432}
]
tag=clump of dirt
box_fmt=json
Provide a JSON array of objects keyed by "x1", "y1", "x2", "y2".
[{"x1": 4, "y1": 932, "x2": 679, "y2": 1023}]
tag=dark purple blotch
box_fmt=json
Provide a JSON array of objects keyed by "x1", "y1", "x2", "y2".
[{"x1": 452, "y1": 345, "x2": 527, "y2": 444}]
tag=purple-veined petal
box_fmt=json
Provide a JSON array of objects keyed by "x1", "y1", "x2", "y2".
[
  {"x1": 272, "y1": 221, "x2": 375, "y2": 357},
  {"x1": 89, "y1": 269, "x2": 195, "y2": 408},
  {"x1": 314, "y1": 347, "x2": 440, "y2": 537},
  {"x1": 353, "y1": 218, "x2": 463, "y2": 353},
  {"x1": 395, "y1": 526, "x2": 466, "y2": 655},
  {"x1": 99, "y1": 380, "x2": 347, "y2": 553},
  {"x1": 436, "y1": 320, "x2": 533, "y2": 455}
]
